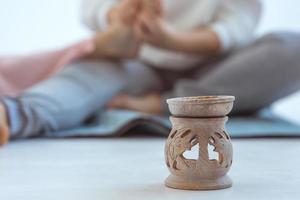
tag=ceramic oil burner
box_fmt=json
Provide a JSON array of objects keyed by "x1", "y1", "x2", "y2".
[{"x1": 165, "y1": 96, "x2": 235, "y2": 190}]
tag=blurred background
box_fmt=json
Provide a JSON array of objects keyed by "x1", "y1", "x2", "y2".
[{"x1": 0, "y1": 0, "x2": 299, "y2": 123}]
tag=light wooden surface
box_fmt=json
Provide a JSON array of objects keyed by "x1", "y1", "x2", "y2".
[{"x1": 0, "y1": 137, "x2": 300, "y2": 200}]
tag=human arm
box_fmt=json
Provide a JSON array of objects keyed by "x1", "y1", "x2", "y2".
[
  {"x1": 135, "y1": 13, "x2": 221, "y2": 55},
  {"x1": 209, "y1": 0, "x2": 262, "y2": 51},
  {"x1": 135, "y1": 0, "x2": 262, "y2": 55}
]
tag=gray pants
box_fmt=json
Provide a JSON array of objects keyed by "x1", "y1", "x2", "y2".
[{"x1": 3, "y1": 32, "x2": 300, "y2": 138}]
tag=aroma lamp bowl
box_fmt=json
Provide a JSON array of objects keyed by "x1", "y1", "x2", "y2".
[{"x1": 167, "y1": 96, "x2": 235, "y2": 118}]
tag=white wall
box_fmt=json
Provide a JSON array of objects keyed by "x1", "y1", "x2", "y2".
[
  {"x1": 0, "y1": 0, "x2": 300, "y2": 123},
  {"x1": 0, "y1": 0, "x2": 88, "y2": 53},
  {"x1": 258, "y1": 0, "x2": 300, "y2": 34},
  {"x1": 257, "y1": 0, "x2": 300, "y2": 124}
]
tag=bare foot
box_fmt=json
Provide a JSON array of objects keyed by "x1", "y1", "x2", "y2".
[
  {"x1": 88, "y1": 24, "x2": 140, "y2": 59},
  {"x1": 0, "y1": 103, "x2": 9, "y2": 146},
  {"x1": 108, "y1": 93, "x2": 163, "y2": 115}
]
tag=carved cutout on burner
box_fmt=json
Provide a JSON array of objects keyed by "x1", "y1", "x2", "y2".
[
  {"x1": 215, "y1": 132, "x2": 223, "y2": 139},
  {"x1": 166, "y1": 127, "x2": 232, "y2": 171},
  {"x1": 209, "y1": 136, "x2": 215, "y2": 144},
  {"x1": 208, "y1": 132, "x2": 233, "y2": 167},
  {"x1": 223, "y1": 131, "x2": 230, "y2": 140},
  {"x1": 207, "y1": 142, "x2": 219, "y2": 161},
  {"x1": 180, "y1": 129, "x2": 191, "y2": 138},
  {"x1": 166, "y1": 128, "x2": 198, "y2": 170},
  {"x1": 173, "y1": 160, "x2": 179, "y2": 170},
  {"x1": 183, "y1": 143, "x2": 199, "y2": 160},
  {"x1": 170, "y1": 129, "x2": 177, "y2": 139},
  {"x1": 166, "y1": 160, "x2": 170, "y2": 167}
]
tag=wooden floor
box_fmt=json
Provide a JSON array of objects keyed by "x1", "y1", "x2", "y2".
[{"x1": 0, "y1": 137, "x2": 299, "y2": 200}]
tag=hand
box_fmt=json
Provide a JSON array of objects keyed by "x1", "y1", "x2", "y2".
[
  {"x1": 136, "y1": 0, "x2": 220, "y2": 55},
  {"x1": 134, "y1": 11, "x2": 177, "y2": 50},
  {"x1": 108, "y1": 0, "x2": 141, "y2": 25},
  {"x1": 142, "y1": 0, "x2": 164, "y2": 16}
]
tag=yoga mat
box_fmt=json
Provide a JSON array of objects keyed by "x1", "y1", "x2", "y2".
[{"x1": 49, "y1": 109, "x2": 300, "y2": 138}]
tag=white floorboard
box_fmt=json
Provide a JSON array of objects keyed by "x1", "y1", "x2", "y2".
[{"x1": 0, "y1": 138, "x2": 299, "y2": 200}]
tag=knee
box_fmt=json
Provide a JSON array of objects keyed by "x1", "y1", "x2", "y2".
[
  {"x1": 248, "y1": 32, "x2": 300, "y2": 63},
  {"x1": 257, "y1": 32, "x2": 300, "y2": 57}
]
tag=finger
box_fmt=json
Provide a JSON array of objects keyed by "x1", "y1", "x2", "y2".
[
  {"x1": 124, "y1": 4, "x2": 140, "y2": 24},
  {"x1": 134, "y1": 20, "x2": 144, "y2": 38},
  {"x1": 144, "y1": 0, "x2": 156, "y2": 13},
  {"x1": 130, "y1": 0, "x2": 142, "y2": 11},
  {"x1": 143, "y1": 0, "x2": 163, "y2": 16},
  {"x1": 122, "y1": 0, "x2": 142, "y2": 22},
  {"x1": 138, "y1": 13, "x2": 155, "y2": 34},
  {"x1": 134, "y1": 20, "x2": 149, "y2": 41},
  {"x1": 140, "y1": 20, "x2": 151, "y2": 35},
  {"x1": 154, "y1": 0, "x2": 164, "y2": 16}
]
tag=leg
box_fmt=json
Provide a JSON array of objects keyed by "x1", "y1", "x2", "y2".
[
  {"x1": 1, "y1": 59, "x2": 161, "y2": 139},
  {"x1": 168, "y1": 32, "x2": 300, "y2": 114}
]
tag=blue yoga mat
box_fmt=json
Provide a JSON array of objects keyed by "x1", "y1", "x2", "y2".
[{"x1": 49, "y1": 109, "x2": 300, "y2": 138}]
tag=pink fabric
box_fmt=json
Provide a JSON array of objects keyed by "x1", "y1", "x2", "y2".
[{"x1": 0, "y1": 38, "x2": 95, "y2": 96}]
